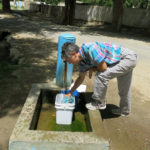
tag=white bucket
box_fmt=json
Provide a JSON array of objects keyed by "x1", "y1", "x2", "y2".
[{"x1": 55, "y1": 94, "x2": 75, "y2": 125}]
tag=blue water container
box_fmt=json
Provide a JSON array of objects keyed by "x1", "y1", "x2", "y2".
[{"x1": 56, "y1": 34, "x2": 76, "y2": 87}]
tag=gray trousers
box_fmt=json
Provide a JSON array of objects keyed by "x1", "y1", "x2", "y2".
[{"x1": 92, "y1": 48, "x2": 137, "y2": 113}]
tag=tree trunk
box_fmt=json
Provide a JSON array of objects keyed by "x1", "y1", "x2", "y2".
[
  {"x1": 14, "y1": 0, "x2": 16, "y2": 6},
  {"x1": 64, "y1": 0, "x2": 76, "y2": 25},
  {"x1": 2, "y1": 0, "x2": 11, "y2": 12},
  {"x1": 112, "y1": 0, "x2": 125, "y2": 32}
]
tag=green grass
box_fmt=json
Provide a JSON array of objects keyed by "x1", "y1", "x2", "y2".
[
  {"x1": 0, "y1": 63, "x2": 18, "y2": 80},
  {"x1": 0, "y1": 62, "x2": 19, "y2": 97},
  {"x1": 0, "y1": 61, "x2": 30, "y2": 98},
  {"x1": 0, "y1": 2, "x2": 2, "y2": 10},
  {"x1": 11, "y1": 5, "x2": 25, "y2": 10},
  {"x1": 0, "y1": 2, "x2": 25, "y2": 10},
  {"x1": 0, "y1": 62, "x2": 29, "y2": 80}
]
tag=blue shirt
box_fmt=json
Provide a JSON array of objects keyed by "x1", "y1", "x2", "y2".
[{"x1": 79, "y1": 42, "x2": 121, "y2": 72}]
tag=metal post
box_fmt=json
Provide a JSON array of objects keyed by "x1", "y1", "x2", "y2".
[{"x1": 56, "y1": 33, "x2": 76, "y2": 87}]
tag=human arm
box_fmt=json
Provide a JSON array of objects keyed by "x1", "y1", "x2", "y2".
[
  {"x1": 89, "y1": 60, "x2": 107, "y2": 79},
  {"x1": 97, "y1": 60, "x2": 107, "y2": 71},
  {"x1": 66, "y1": 72, "x2": 86, "y2": 97}
]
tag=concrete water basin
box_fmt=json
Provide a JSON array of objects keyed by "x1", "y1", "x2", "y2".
[{"x1": 9, "y1": 83, "x2": 109, "y2": 150}]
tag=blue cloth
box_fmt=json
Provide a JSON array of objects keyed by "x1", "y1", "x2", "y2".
[
  {"x1": 61, "y1": 89, "x2": 79, "y2": 106},
  {"x1": 61, "y1": 95, "x2": 74, "y2": 103}
]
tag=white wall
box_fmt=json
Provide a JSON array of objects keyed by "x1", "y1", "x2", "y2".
[
  {"x1": 24, "y1": 0, "x2": 34, "y2": 10},
  {"x1": 123, "y1": 8, "x2": 150, "y2": 28},
  {"x1": 30, "y1": 2, "x2": 150, "y2": 29},
  {"x1": 75, "y1": 5, "x2": 112, "y2": 22},
  {"x1": 75, "y1": 4, "x2": 150, "y2": 28}
]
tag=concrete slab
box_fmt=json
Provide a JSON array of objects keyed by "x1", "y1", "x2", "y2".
[{"x1": 9, "y1": 83, "x2": 109, "y2": 150}]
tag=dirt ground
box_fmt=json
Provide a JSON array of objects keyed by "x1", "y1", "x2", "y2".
[{"x1": 0, "y1": 11, "x2": 150, "y2": 150}]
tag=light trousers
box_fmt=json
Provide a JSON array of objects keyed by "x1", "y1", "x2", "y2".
[{"x1": 92, "y1": 48, "x2": 137, "y2": 113}]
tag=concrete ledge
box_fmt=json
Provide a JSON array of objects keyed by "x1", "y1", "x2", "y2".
[{"x1": 9, "y1": 83, "x2": 109, "y2": 150}]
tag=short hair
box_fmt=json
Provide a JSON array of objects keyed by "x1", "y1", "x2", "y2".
[{"x1": 61, "y1": 42, "x2": 79, "y2": 59}]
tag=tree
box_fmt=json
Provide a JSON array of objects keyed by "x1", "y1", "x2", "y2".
[
  {"x1": 138, "y1": 0, "x2": 149, "y2": 8},
  {"x1": 2, "y1": 0, "x2": 11, "y2": 12},
  {"x1": 14, "y1": 0, "x2": 17, "y2": 7},
  {"x1": 125, "y1": 0, "x2": 149, "y2": 8},
  {"x1": 112, "y1": 0, "x2": 125, "y2": 32},
  {"x1": 63, "y1": 0, "x2": 76, "y2": 25}
]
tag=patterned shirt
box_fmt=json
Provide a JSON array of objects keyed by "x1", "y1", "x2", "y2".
[{"x1": 79, "y1": 42, "x2": 121, "y2": 72}]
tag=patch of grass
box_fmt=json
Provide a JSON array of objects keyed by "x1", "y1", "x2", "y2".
[
  {"x1": 0, "y1": 2, "x2": 2, "y2": 10},
  {"x1": 0, "y1": 62, "x2": 29, "y2": 80},
  {"x1": 11, "y1": 5, "x2": 25, "y2": 10},
  {"x1": 0, "y1": 63, "x2": 18, "y2": 79},
  {"x1": 0, "y1": 2, "x2": 24, "y2": 10},
  {"x1": 11, "y1": 5, "x2": 18, "y2": 10}
]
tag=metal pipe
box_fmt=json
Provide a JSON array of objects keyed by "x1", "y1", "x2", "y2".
[{"x1": 64, "y1": 60, "x2": 67, "y2": 90}]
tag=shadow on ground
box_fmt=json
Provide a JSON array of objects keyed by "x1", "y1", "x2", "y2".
[
  {"x1": 100, "y1": 104, "x2": 120, "y2": 119},
  {"x1": 0, "y1": 11, "x2": 150, "y2": 44},
  {"x1": 0, "y1": 36, "x2": 58, "y2": 118}
]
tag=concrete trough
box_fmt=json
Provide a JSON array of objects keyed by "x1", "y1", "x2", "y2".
[{"x1": 9, "y1": 83, "x2": 109, "y2": 150}]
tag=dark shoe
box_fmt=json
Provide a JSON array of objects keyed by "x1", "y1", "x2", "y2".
[{"x1": 112, "y1": 108, "x2": 130, "y2": 116}]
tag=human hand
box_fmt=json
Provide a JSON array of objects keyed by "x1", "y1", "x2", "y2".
[{"x1": 65, "y1": 92, "x2": 71, "y2": 98}]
